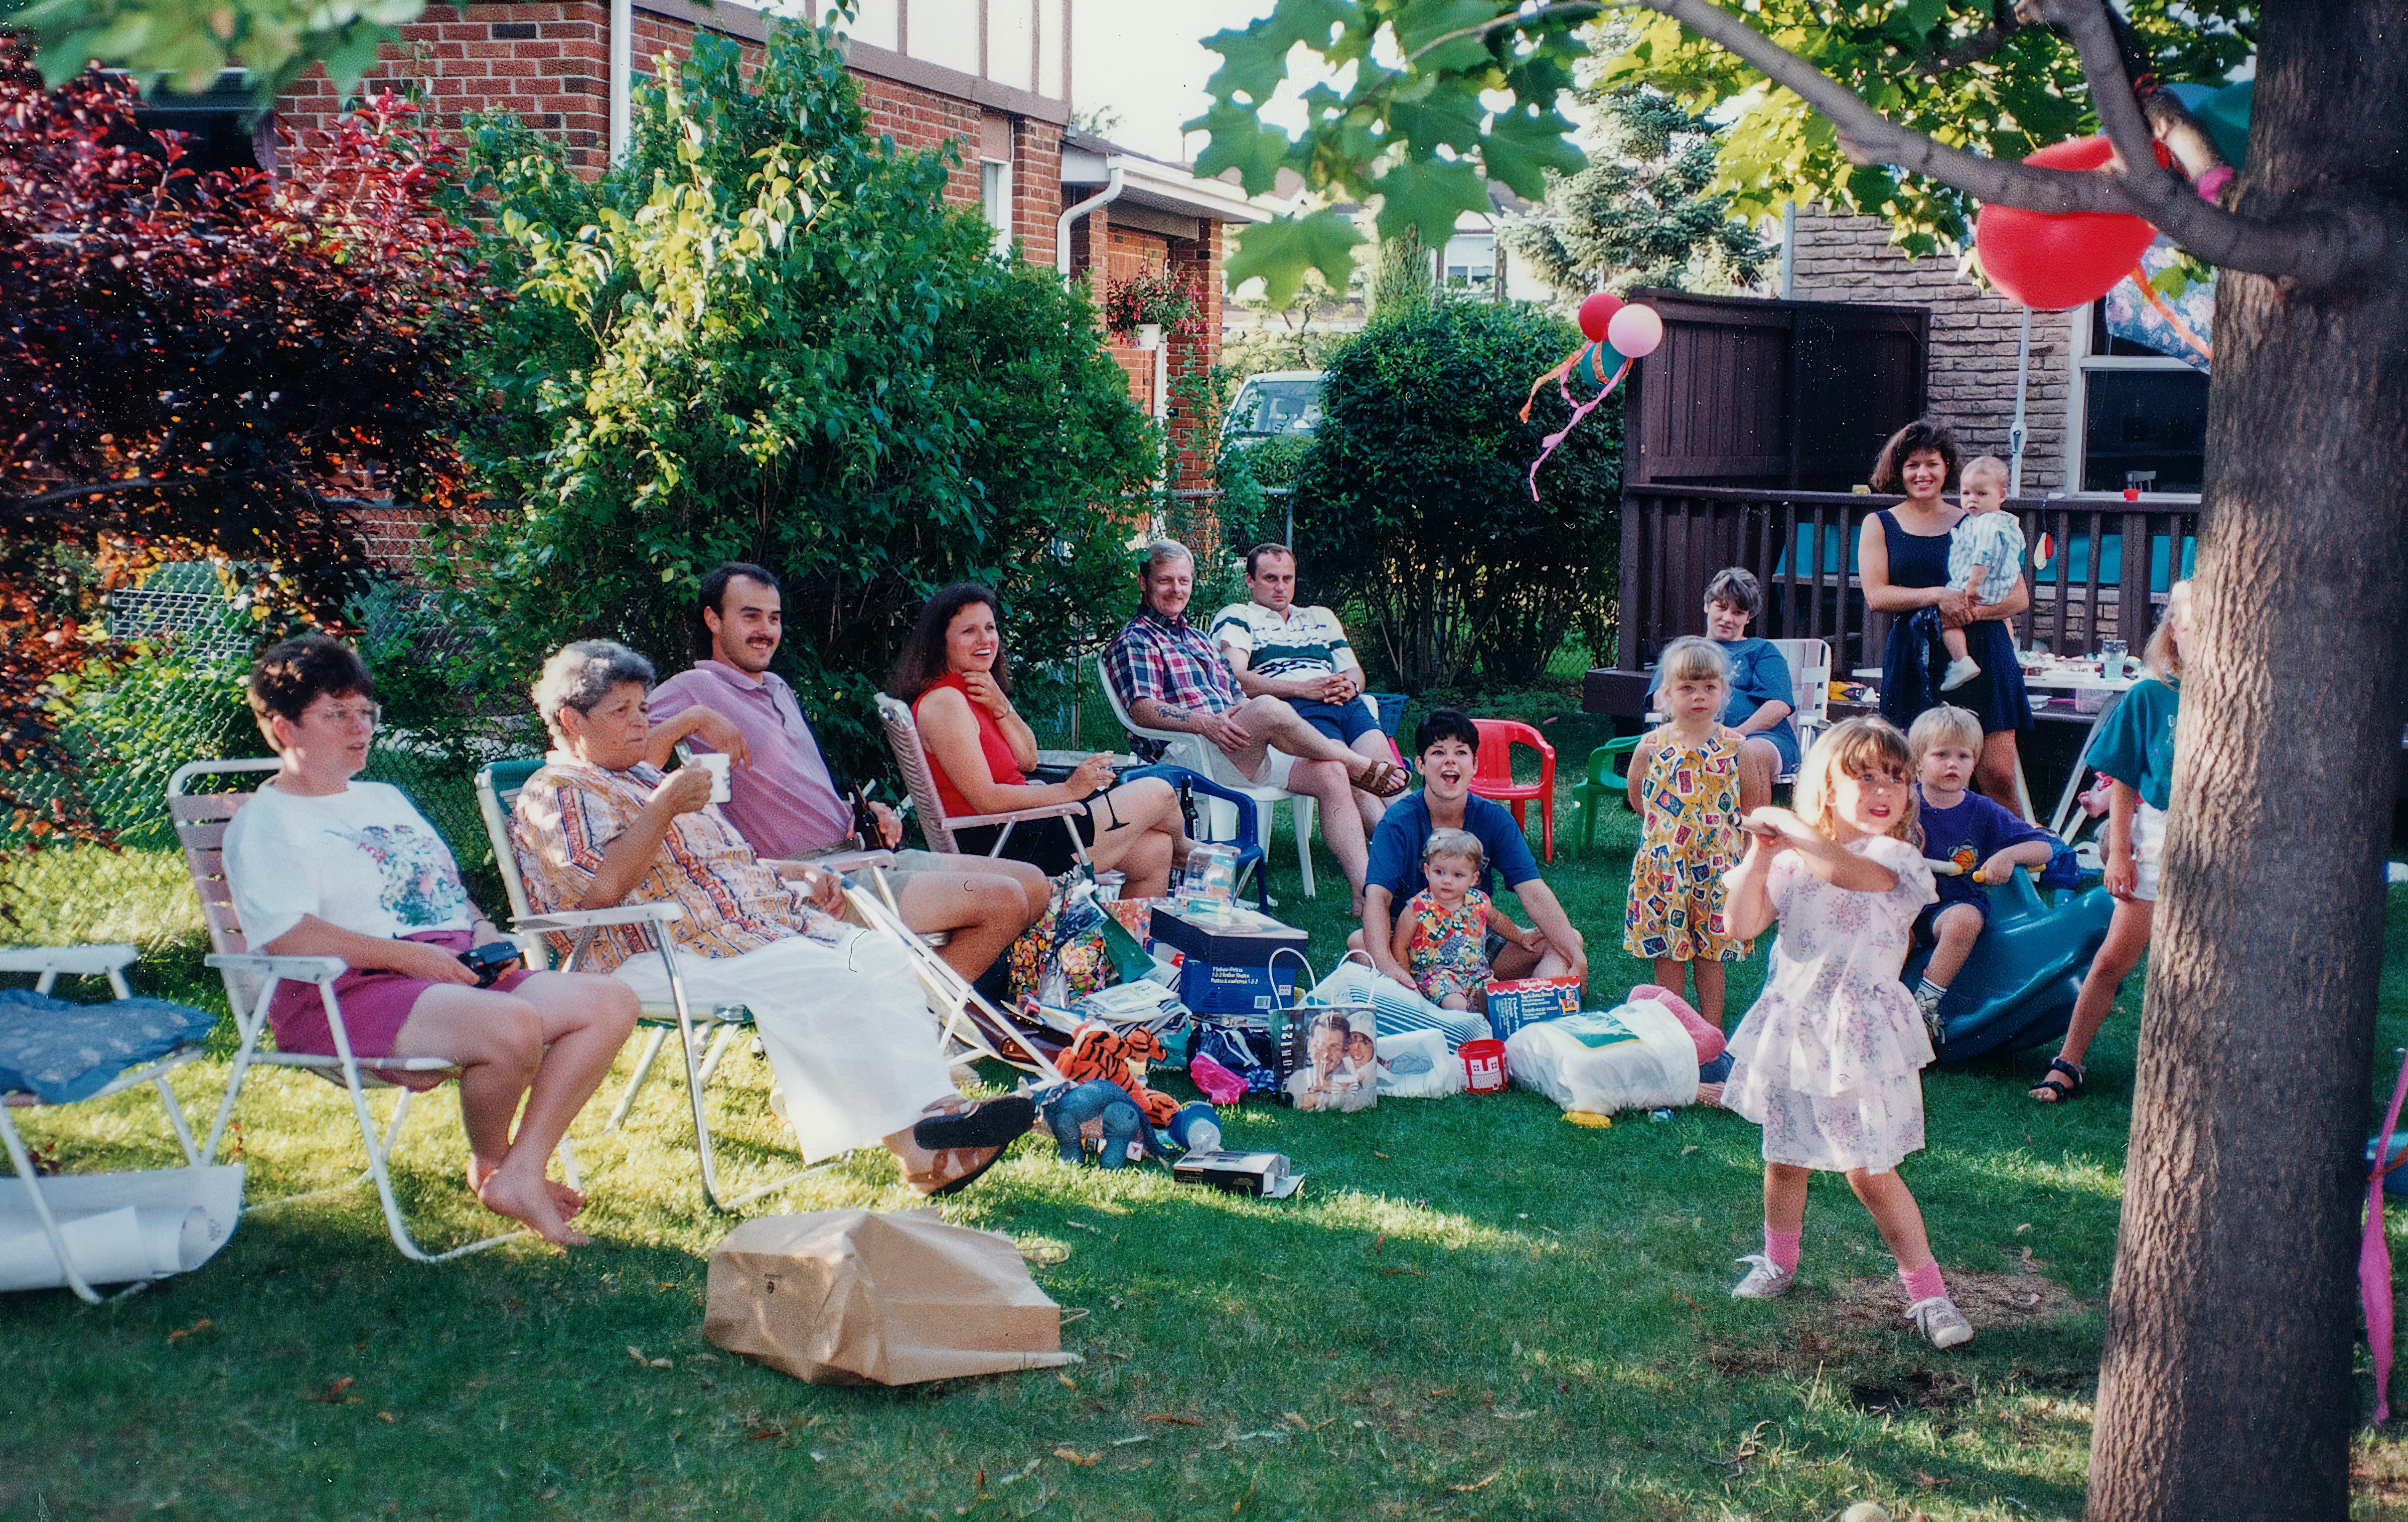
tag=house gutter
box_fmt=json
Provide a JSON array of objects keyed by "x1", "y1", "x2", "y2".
[
  {"x1": 1055, "y1": 163, "x2": 1125, "y2": 275},
  {"x1": 610, "y1": 0, "x2": 633, "y2": 163}
]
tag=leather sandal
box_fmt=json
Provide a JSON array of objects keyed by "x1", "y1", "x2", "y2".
[
  {"x1": 1351, "y1": 758, "x2": 1410, "y2": 799},
  {"x1": 2029, "y1": 1056, "x2": 2086, "y2": 1103},
  {"x1": 905, "y1": 1145, "x2": 1007, "y2": 1196},
  {"x1": 913, "y1": 1095, "x2": 1036, "y2": 1151}
]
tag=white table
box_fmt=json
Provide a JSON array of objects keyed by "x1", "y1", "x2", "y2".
[{"x1": 1850, "y1": 663, "x2": 2139, "y2": 837}]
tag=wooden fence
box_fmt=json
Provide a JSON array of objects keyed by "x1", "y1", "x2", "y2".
[{"x1": 1607, "y1": 484, "x2": 2201, "y2": 694}]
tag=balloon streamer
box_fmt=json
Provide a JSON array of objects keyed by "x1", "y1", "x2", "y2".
[
  {"x1": 2128, "y1": 265, "x2": 2214, "y2": 363},
  {"x1": 1527, "y1": 355, "x2": 1632, "y2": 503},
  {"x1": 1519, "y1": 345, "x2": 1585, "y2": 422},
  {"x1": 2366, "y1": 1052, "x2": 2408, "y2": 1423}
]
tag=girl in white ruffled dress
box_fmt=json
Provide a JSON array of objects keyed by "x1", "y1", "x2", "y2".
[{"x1": 1718, "y1": 716, "x2": 1973, "y2": 1350}]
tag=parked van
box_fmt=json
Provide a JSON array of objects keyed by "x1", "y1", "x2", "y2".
[{"x1": 1221, "y1": 370, "x2": 1323, "y2": 452}]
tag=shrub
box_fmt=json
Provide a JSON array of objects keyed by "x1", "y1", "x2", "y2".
[{"x1": 1290, "y1": 296, "x2": 1620, "y2": 690}]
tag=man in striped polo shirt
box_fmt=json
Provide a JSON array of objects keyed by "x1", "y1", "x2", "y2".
[{"x1": 1210, "y1": 544, "x2": 1395, "y2": 844}]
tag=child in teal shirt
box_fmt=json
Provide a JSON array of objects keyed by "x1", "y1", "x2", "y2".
[{"x1": 2031, "y1": 580, "x2": 2192, "y2": 1104}]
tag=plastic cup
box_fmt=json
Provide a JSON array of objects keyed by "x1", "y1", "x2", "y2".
[{"x1": 694, "y1": 751, "x2": 732, "y2": 802}]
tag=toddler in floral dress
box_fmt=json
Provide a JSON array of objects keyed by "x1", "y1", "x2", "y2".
[
  {"x1": 1624, "y1": 636, "x2": 1750, "y2": 1024},
  {"x1": 1389, "y1": 829, "x2": 1538, "y2": 1011},
  {"x1": 1717, "y1": 717, "x2": 1975, "y2": 1351}
]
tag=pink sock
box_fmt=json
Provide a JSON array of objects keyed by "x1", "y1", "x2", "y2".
[
  {"x1": 1764, "y1": 1226, "x2": 1801, "y2": 1273},
  {"x1": 1899, "y1": 1259, "x2": 1946, "y2": 1303}
]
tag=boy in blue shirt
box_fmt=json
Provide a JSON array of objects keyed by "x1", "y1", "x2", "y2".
[
  {"x1": 1907, "y1": 705, "x2": 2055, "y2": 1037},
  {"x1": 1350, "y1": 709, "x2": 1587, "y2": 998}
]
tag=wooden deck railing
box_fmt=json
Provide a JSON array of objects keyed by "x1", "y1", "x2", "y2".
[{"x1": 1615, "y1": 484, "x2": 2201, "y2": 679}]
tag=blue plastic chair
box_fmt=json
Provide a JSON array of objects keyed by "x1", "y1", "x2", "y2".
[{"x1": 1121, "y1": 764, "x2": 1271, "y2": 909}]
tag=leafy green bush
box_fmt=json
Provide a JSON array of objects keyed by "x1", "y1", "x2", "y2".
[
  {"x1": 434, "y1": 22, "x2": 1156, "y2": 779},
  {"x1": 1291, "y1": 296, "x2": 1620, "y2": 691}
]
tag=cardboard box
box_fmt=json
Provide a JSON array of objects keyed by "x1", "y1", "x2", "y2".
[
  {"x1": 1483, "y1": 975, "x2": 1582, "y2": 1038},
  {"x1": 1170, "y1": 1150, "x2": 1303, "y2": 1198},
  {"x1": 1149, "y1": 902, "x2": 1309, "y2": 1015}
]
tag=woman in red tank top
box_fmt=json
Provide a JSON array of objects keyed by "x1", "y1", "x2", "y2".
[{"x1": 897, "y1": 584, "x2": 1188, "y2": 895}]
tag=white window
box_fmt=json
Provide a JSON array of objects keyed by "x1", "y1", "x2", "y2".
[
  {"x1": 980, "y1": 159, "x2": 1013, "y2": 257},
  {"x1": 2066, "y1": 302, "x2": 2208, "y2": 495},
  {"x1": 1438, "y1": 232, "x2": 1495, "y2": 292}
]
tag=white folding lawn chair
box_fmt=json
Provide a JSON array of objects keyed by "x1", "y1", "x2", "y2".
[
  {"x1": 1092, "y1": 654, "x2": 1318, "y2": 898},
  {"x1": 1768, "y1": 637, "x2": 1833, "y2": 784},
  {"x1": 474, "y1": 758, "x2": 825, "y2": 1213},
  {"x1": 1, "y1": 945, "x2": 221, "y2": 1302},
  {"x1": 171, "y1": 759, "x2": 581, "y2": 1261}
]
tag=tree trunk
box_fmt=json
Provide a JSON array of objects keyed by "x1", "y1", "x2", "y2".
[{"x1": 2086, "y1": 5, "x2": 2408, "y2": 1515}]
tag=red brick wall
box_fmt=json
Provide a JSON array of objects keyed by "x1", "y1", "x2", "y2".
[
  {"x1": 1165, "y1": 222, "x2": 1225, "y2": 491},
  {"x1": 854, "y1": 71, "x2": 983, "y2": 211},
  {"x1": 276, "y1": 3, "x2": 613, "y2": 174}
]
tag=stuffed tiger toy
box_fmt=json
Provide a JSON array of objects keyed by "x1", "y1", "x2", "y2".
[{"x1": 1059, "y1": 1023, "x2": 1180, "y2": 1127}]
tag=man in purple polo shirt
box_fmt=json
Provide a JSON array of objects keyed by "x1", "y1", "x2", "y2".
[{"x1": 650, "y1": 563, "x2": 1047, "y2": 978}]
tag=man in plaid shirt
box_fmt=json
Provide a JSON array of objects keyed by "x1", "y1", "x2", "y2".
[{"x1": 1103, "y1": 540, "x2": 1408, "y2": 910}]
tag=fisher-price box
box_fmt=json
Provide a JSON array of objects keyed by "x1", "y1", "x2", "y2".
[
  {"x1": 1148, "y1": 901, "x2": 1309, "y2": 1015},
  {"x1": 1483, "y1": 975, "x2": 1582, "y2": 1038}
]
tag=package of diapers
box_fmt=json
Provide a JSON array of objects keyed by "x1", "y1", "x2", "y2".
[{"x1": 1503, "y1": 1000, "x2": 1700, "y2": 1115}]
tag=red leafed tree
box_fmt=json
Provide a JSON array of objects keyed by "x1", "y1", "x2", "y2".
[{"x1": 0, "y1": 41, "x2": 496, "y2": 852}]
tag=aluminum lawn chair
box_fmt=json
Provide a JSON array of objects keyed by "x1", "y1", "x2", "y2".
[
  {"x1": 874, "y1": 693, "x2": 1091, "y2": 866},
  {"x1": 171, "y1": 759, "x2": 581, "y2": 1261},
  {"x1": 1, "y1": 945, "x2": 216, "y2": 1302},
  {"x1": 475, "y1": 758, "x2": 834, "y2": 1212}
]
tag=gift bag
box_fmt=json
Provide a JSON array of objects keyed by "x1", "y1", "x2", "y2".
[
  {"x1": 703, "y1": 1208, "x2": 1079, "y2": 1386},
  {"x1": 1283, "y1": 1003, "x2": 1377, "y2": 1113}
]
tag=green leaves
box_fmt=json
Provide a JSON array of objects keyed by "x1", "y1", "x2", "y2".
[
  {"x1": 1370, "y1": 155, "x2": 1488, "y2": 243},
  {"x1": 1189, "y1": 0, "x2": 2255, "y2": 289},
  {"x1": 2, "y1": 0, "x2": 424, "y2": 100},
  {"x1": 1226, "y1": 211, "x2": 1367, "y2": 309}
]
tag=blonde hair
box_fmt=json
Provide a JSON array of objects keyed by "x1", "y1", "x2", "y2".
[
  {"x1": 2143, "y1": 579, "x2": 2192, "y2": 680},
  {"x1": 1907, "y1": 704, "x2": 1984, "y2": 762},
  {"x1": 1792, "y1": 716, "x2": 1917, "y2": 842},
  {"x1": 1657, "y1": 635, "x2": 1732, "y2": 690},
  {"x1": 1960, "y1": 455, "x2": 2009, "y2": 494},
  {"x1": 1423, "y1": 828, "x2": 1484, "y2": 870}
]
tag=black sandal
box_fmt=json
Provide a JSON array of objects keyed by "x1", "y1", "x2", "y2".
[
  {"x1": 913, "y1": 1095, "x2": 1036, "y2": 1150},
  {"x1": 2029, "y1": 1056, "x2": 2086, "y2": 1103}
]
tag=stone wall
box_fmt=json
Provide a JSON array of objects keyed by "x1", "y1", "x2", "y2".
[{"x1": 1788, "y1": 208, "x2": 2069, "y2": 493}]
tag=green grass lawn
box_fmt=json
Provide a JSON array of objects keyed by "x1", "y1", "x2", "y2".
[{"x1": 10, "y1": 752, "x2": 2408, "y2": 1520}]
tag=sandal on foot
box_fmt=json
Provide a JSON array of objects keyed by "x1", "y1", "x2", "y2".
[
  {"x1": 2029, "y1": 1056, "x2": 2085, "y2": 1104},
  {"x1": 1351, "y1": 757, "x2": 1409, "y2": 799},
  {"x1": 913, "y1": 1095, "x2": 1036, "y2": 1150},
  {"x1": 907, "y1": 1145, "x2": 1008, "y2": 1196}
]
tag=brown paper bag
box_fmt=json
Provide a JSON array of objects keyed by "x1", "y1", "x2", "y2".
[{"x1": 702, "y1": 1207, "x2": 1078, "y2": 1386}]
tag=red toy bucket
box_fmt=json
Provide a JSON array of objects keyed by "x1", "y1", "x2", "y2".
[{"x1": 1460, "y1": 1038, "x2": 1508, "y2": 1095}]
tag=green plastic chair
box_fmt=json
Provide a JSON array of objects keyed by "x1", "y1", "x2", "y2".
[{"x1": 1570, "y1": 737, "x2": 1642, "y2": 856}]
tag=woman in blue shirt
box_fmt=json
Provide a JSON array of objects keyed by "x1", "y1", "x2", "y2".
[{"x1": 1647, "y1": 568, "x2": 1799, "y2": 810}]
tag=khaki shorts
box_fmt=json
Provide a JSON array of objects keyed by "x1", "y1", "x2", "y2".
[{"x1": 797, "y1": 844, "x2": 951, "y2": 896}]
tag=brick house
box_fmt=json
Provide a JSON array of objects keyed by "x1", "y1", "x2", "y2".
[
  {"x1": 137, "y1": 0, "x2": 1279, "y2": 560},
  {"x1": 1784, "y1": 208, "x2": 2207, "y2": 502}
]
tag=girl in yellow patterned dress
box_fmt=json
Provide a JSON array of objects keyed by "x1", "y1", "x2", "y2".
[{"x1": 1623, "y1": 637, "x2": 1750, "y2": 1024}]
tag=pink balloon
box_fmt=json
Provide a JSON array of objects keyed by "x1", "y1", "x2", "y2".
[{"x1": 1606, "y1": 303, "x2": 1663, "y2": 359}]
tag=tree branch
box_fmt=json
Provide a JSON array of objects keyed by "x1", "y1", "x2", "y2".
[
  {"x1": 1633, "y1": 0, "x2": 2390, "y2": 288},
  {"x1": 2036, "y1": 0, "x2": 2165, "y2": 180},
  {"x1": 1406, "y1": 2, "x2": 1605, "y2": 64},
  {"x1": 1919, "y1": 1, "x2": 2024, "y2": 77}
]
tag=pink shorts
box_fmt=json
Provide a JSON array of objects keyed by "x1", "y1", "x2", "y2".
[{"x1": 267, "y1": 929, "x2": 535, "y2": 1091}]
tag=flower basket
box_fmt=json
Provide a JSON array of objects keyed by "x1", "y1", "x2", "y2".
[{"x1": 1103, "y1": 268, "x2": 1204, "y2": 346}]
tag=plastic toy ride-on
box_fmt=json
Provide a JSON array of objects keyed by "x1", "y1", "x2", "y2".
[{"x1": 1903, "y1": 865, "x2": 2115, "y2": 1062}]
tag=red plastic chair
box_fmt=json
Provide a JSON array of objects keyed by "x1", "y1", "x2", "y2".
[{"x1": 1469, "y1": 718, "x2": 1557, "y2": 862}]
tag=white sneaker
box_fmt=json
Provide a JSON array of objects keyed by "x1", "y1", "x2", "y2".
[
  {"x1": 1730, "y1": 1253, "x2": 1796, "y2": 1299},
  {"x1": 1913, "y1": 986, "x2": 1946, "y2": 1044},
  {"x1": 1909, "y1": 1295, "x2": 1975, "y2": 1349},
  {"x1": 1939, "y1": 656, "x2": 1982, "y2": 691}
]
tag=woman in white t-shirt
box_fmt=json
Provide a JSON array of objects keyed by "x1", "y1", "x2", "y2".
[{"x1": 222, "y1": 637, "x2": 637, "y2": 1246}]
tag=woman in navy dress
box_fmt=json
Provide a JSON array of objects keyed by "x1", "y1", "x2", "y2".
[{"x1": 1857, "y1": 420, "x2": 2033, "y2": 808}]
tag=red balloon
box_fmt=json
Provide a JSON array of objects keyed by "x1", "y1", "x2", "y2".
[
  {"x1": 1577, "y1": 291, "x2": 1624, "y2": 343},
  {"x1": 1973, "y1": 136, "x2": 2158, "y2": 310}
]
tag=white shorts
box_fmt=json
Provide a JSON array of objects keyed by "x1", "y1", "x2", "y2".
[{"x1": 2131, "y1": 800, "x2": 2166, "y2": 902}]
